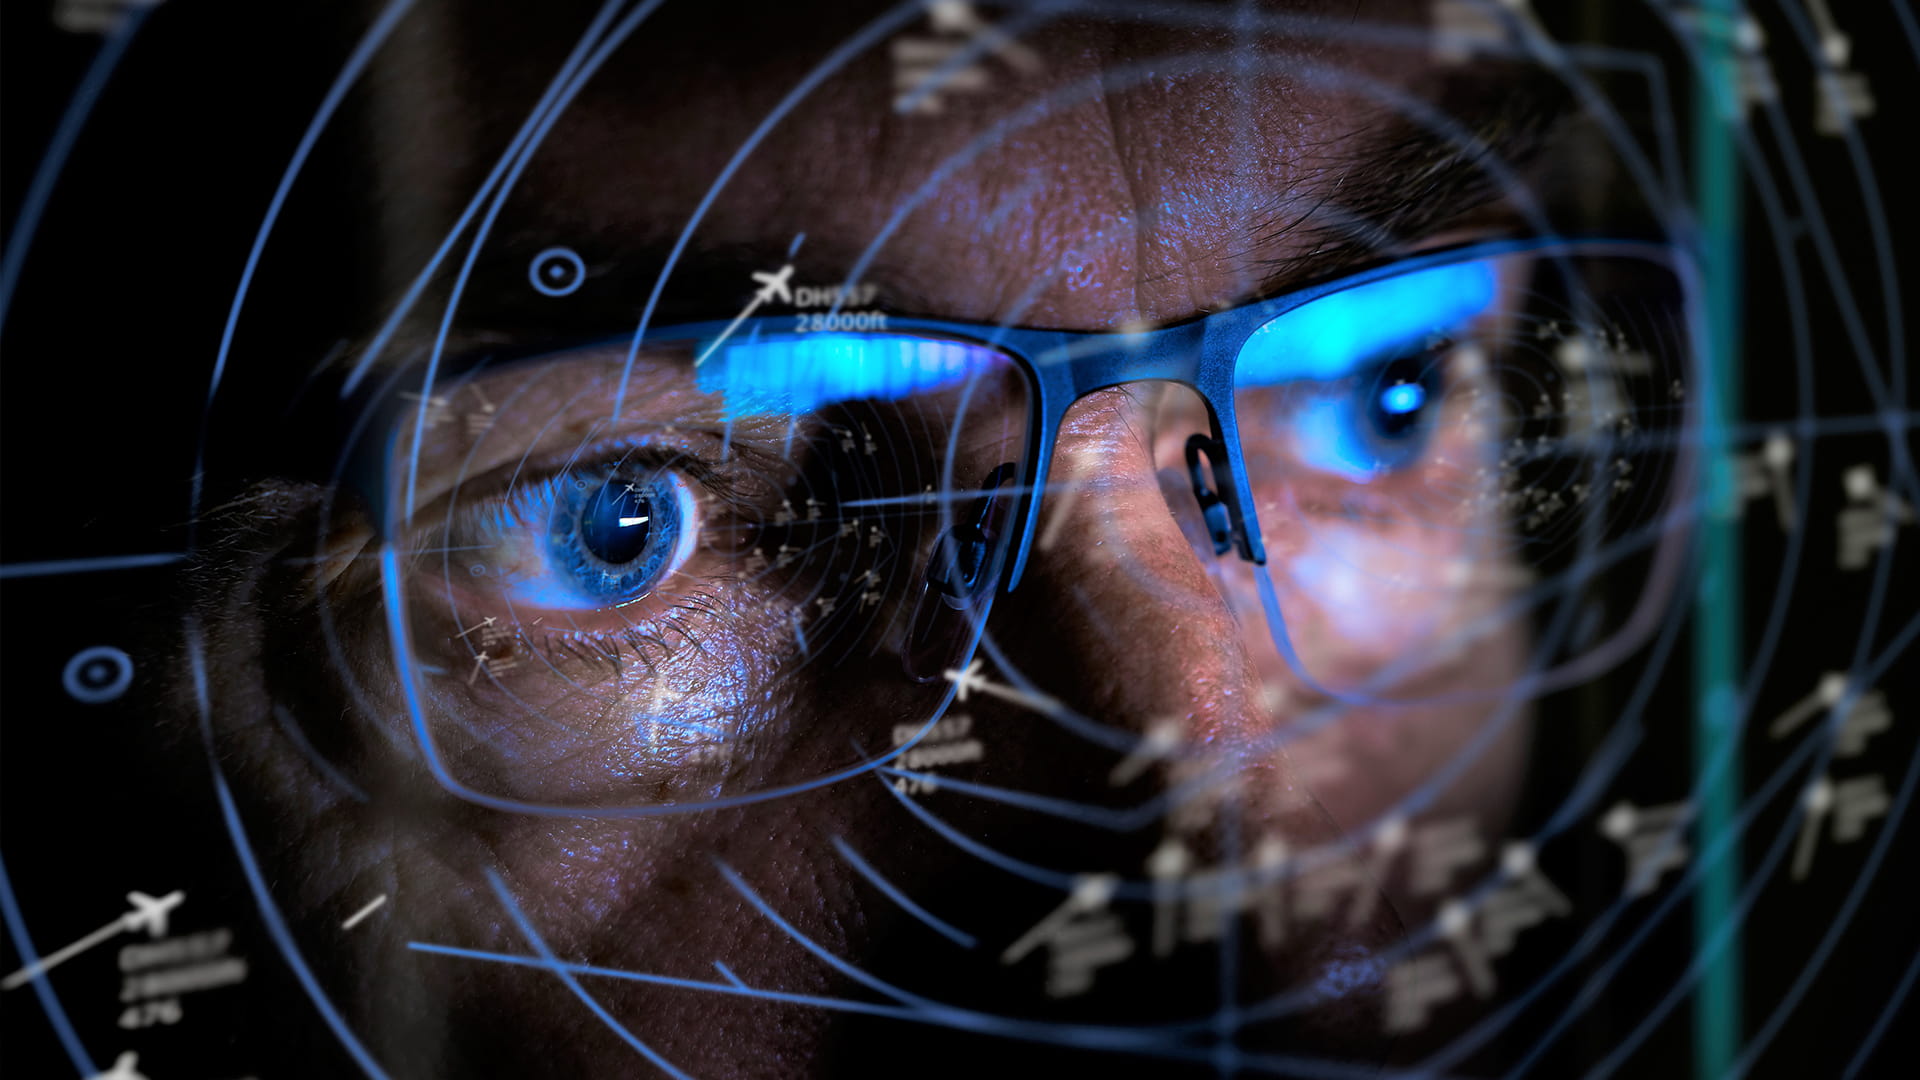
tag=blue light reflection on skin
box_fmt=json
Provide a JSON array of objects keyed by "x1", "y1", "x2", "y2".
[
  {"x1": 1234, "y1": 260, "x2": 1498, "y2": 386},
  {"x1": 699, "y1": 333, "x2": 992, "y2": 416}
]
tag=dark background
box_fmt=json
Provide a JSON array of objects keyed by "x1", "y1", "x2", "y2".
[{"x1": 3, "y1": 1, "x2": 1914, "y2": 1077}]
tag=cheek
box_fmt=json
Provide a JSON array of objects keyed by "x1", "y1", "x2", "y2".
[
  {"x1": 1222, "y1": 460, "x2": 1532, "y2": 825},
  {"x1": 1225, "y1": 376, "x2": 1515, "y2": 676},
  {"x1": 1276, "y1": 623, "x2": 1532, "y2": 866},
  {"x1": 1257, "y1": 494, "x2": 1514, "y2": 684},
  {"x1": 1281, "y1": 522, "x2": 1474, "y2": 649},
  {"x1": 417, "y1": 623, "x2": 791, "y2": 805}
]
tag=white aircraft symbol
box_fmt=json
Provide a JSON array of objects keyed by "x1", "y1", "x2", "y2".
[
  {"x1": 93, "y1": 1051, "x2": 149, "y2": 1080},
  {"x1": 750, "y1": 264, "x2": 795, "y2": 305},
  {"x1": 2, "y1": 889, "x2": 185, "y2": 991},
  {"x1": 939, "y1": 658, "x2": 1061, "y2": 716},
  {"x1": 122, "y1": 890, "x2": 185, "y2": 939}
]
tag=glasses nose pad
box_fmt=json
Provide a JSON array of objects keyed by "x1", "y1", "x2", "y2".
[
  {"x1": 903, "y1": 462, "x2": 1019, "y2": 683},
  {"x1": 1186, "y1": 433, "x2": 1235, "y2": 557}
]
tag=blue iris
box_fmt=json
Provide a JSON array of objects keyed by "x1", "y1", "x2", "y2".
[
  {"x1": 1293, "y1": 357, "x2": 1444, "y2": 482},
  {"x1": 544, "y1": 470, "x2": 684, "y2": 606}
]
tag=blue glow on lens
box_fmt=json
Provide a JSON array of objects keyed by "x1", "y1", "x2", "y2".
[
  {"x1": 1380, "y1": 382, "x2": 1426, "y2": 414},
  {"x1": 699, "y1": 334, "x2": 990, "y2": 415},
  {"x1": 540, "y1": 473, "x2": 686, "y2": 606},
  {"x1": 1235, "y1": 260, "x2": 1496, "y2": 386}
]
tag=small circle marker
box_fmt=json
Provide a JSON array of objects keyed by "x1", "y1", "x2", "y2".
[
  {"x1": 528, "y1": 246, "x2": 586, "y2": 297},
  {"x1": 64, "y1": 645, "x2": 133, "y2": 704}
]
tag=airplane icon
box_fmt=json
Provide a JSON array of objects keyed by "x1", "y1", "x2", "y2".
[
  {"x1": 122, "y1": 890, "x2": 185, "y2": 939},
  {"x1": 750, "y1": 264, "x2": 795, "y2": 306},
  {"x1": 1, "y1": 888, "x2": 186, "y2": 992},
  {"x1": 92, "y1": 1051, "x2": 149, "y2": 1080}
]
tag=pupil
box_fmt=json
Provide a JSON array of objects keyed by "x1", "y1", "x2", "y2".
[
  {"x1": 580, "y1": 479, "x2": 653, "y2": 565},
  {"x1": 1368, "y1": 355, "x2": 1432, "y2": 440},
  {"x1": 1380, "y1": 382, "x2": 1425, "y2": 415}
]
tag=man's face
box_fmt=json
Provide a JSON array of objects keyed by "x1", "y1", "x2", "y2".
[{"x1": 187, "y1": 2, "x2": 1598, "y2": 1075}]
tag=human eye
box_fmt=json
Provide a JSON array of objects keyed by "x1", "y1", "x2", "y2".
[
  {"x1": 1233, "y1": 258, "x2": 1501, "y2": 490},
  {"x1": 1208, "y1": 246, "x2": 1693, "y2": 695},
  {"x1": 442, "y1": 447, "x2": 707, "y2": 614},
  {"x1": 1277, "y1": 343, "x2": 1452, "y2": 482},
  {"x1": 394, "y1": 364, "x2": 792, "y2": 692},
  {"x1": 375, "y1": 336, "x2": 1032, "y2": 807}
]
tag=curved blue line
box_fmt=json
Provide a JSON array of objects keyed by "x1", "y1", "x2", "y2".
[
  {"x1": 0, "y1": 850, "x2": 97, "y2": 1077},
  {"x1": 0, "y1": 6, "x2": 150, "y2": 335},
  {"x1": 1431, "y1": 45, "x2": 1885, "y2": 1067},
  {"x1": 270, "y1": 704, "x2": 370, "y2": 803},
  {"x1": 713, "y1": 859, "x2": 937, "y2": 1010},
  {"x1": 831, "y1": 835, "x2": 977, "y2": 949},
  {"x1": 383, "y1": 545, "x2": 969, "y2": 817},
  {"x1": 408, "y1": 940, "x2": 1211, "y2": 1061},
  {"x1": 875, "y1": 767, "x2": 1141, "y2": 831},
  {"x1": 1724, "y1": 615, "x2": 1920, "y2": 1078},
  {"x1": 188, "y1": 629, "x2": 391, "y2": 1079},
  {"x1": 1499, "y1": 612, "x2": 1920, "y2": 1077},
  {"x1": 614, "y1": 0, "x2": 929, "y2": 420},
  {"x1": 1844, "y1": 944, "x2": 1920, "y2": 1080},
  {"x1": 399, "y1": 0, "x2": 669, "y2": 521},
  {"x1": 484, "y1": 869, "x2": 691, "y2": 1079},
  {"x1": 209, "y1": 774, "x2": 391, "y2": 1078},
  {"x1": 336, "y1": 0, "x2": 630, "y2": 397},
  {"x1": 203, "y1": 0, "x2": 416, "y2": 409},
  {"x1": 879, "y1": 770, "x2": 1079, "y2": 892},
  {"x1": 411, "y1": 940, "x2": 902, "y2": 1015},
  {"x1": 193, "y1": 0, "x2": 417, "y2": 540}
]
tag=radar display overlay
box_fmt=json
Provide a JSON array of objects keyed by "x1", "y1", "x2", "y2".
[{"x1": 2, "y1": 1, "x2": 1915, "y2": 1077}]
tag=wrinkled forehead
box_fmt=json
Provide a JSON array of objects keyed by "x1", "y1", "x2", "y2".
[{"x1": 358, "y1": 0, "x2": 1570, "y2": 329}]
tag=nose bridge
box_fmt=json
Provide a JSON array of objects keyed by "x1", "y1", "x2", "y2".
[
  {"x1": 986, "y1": 383, "x2": 1267, "y2": 746},
  {"x1": 1003, "y1": 321, "x2": 1262, "y2": 588}
]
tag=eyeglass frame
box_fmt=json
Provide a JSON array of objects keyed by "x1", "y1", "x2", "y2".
[
  {"x1": 357, "y1": 233, "x2": 1693, "y2": 814},
  {"x1": 500, "y1": 235, "x2": 1686, "y2": 588}
]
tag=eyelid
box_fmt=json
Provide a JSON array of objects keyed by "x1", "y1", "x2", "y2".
[{"x1": 412, "y1": 432, "x2": 743, "y2": 535}]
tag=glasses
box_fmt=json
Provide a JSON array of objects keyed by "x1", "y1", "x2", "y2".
[{"x1": 361, "y1": 236, "x2": 1697, "y2": 813}]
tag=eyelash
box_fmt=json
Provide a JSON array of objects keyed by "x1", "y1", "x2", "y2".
[
  {"x1": 524, "y1": 579, "x2": 729, "y2": 674},
  {"x1": 427, "y1": 441, "x2": 744, "y2": 664}
]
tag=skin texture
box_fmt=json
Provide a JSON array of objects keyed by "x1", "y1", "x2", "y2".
[{"x1": 177, "y1": 2, "x2": 1556, "y2": 1076}]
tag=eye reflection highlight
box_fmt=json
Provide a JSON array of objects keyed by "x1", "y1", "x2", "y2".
[{"x1": 457, "y1": 463, "x2": 701, "y2": 611}]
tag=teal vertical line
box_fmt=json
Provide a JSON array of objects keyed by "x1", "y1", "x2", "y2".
[{"x1": 1690, "y1": 2, "x2": 1745, "y2": 1076}]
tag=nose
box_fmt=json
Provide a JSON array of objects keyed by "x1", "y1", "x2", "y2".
[
  {"x1": 974, "y1": 387, "x2": 1404, "y2": 1048},
  {"x1": 986, "y1": 382, "x2": 1391, "y2": 840},
  {"x1": 990, "y1": 385, "x2": 1269, "y2": 745}
]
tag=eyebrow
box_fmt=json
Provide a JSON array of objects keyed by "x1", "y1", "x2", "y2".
[{"x1": 1235, "y1": 66, "x2": 1585, "y2": 302}]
